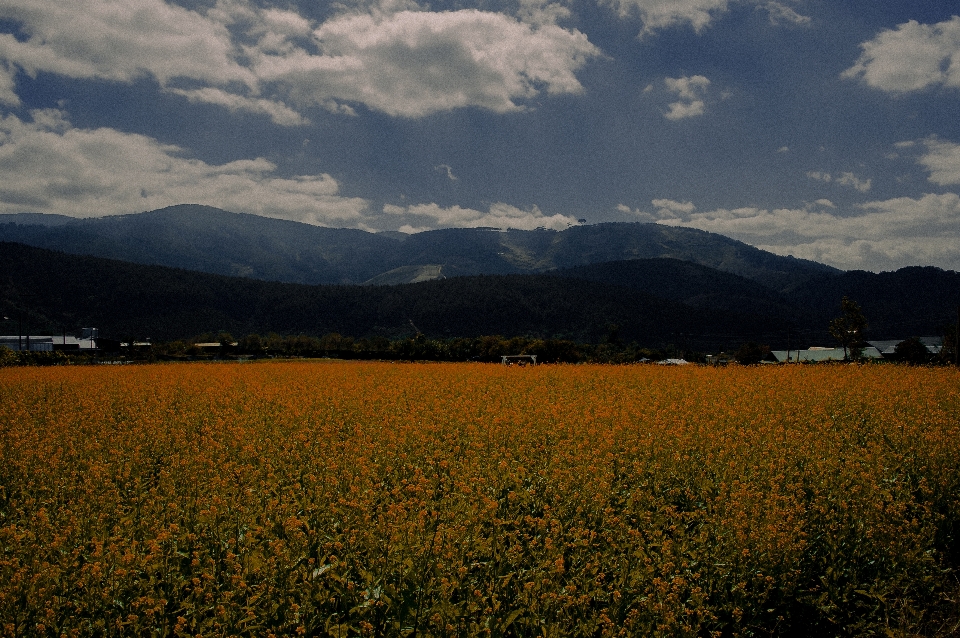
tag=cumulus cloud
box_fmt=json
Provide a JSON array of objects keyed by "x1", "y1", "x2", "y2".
[
  {"x1": 763, "y1": 2, "x2": 810, "y2": 27},
  {"x1": 652, "y1": 198, "x2": 696, "y2": 215},
  {"x1": 603, "y1": 0, "x2": 731, "y2": 35},
  {"x1": 0, "y1": 0, "x2": 600, "y2": 122},
  {"x1": 806, "y1": 170, "x2": 871, "y2": 192},
  {"x1": 0, "y1": 62, "x2": 18, "y2": 106},
  {"x1": 836, "y1": 172, "x2": 871, "y2": 192},
  {"x1": 654, "y1": 194, "x2": 960, "y2": 271},
  {"x1": 435, "y1": 164, "x2": 458, "y2": 181},
  {"x1": 168, "y1": 87, "x2": 307, "y2": 126},
  {"x1": 616, "y1": 200, "x2": 700, "y2": 222},
  {"x1": 602, "y1": 0, "x2": 808, "y2": 35},
  {"x1": 0, "y1": 0, "x2": 291, "y2": 121},
  {"x1": 615, "y1": 203, "x2": 660, "y2": 222},
  {"x1": 383, "y1": 202, "x2": 579, "y2": 231},
  {"x1": 843, "y1": 16, "x2": 960, "y2": 93},
  {"x1": 0, "y1": 110, "x2": 368, "y2": 224},
  {"x1": 0, "y1": 0, "x2": 256, "y2": 86},
  {"x1": 917, "y1": 137, "x2": 960, "y2": 185},
  {"x1": 517, "y1": 0, "x2": 572, "y2": 26},
  {"x1": 663, "y1": 75, "x2": 710, "y2": 120},
  {"x1": 255, "y1": 9, "x2": 601, "y2": 117}
]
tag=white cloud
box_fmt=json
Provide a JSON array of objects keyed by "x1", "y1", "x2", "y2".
[
  {"x1": 0, "y1": 0, "x2": 256, "y2": 87},
  {"x1": 383, "y1": 202, "x2": 578, "y2": 230},
  {"x1": 0, "y1": 62, "x2": 18, "y2": 106},
  {"x1": 652, "y1": 198, "x2": 696, "y2": 215},
  {"x1": 603, "y1": 0, "x2": 731, "y2": 35},
  {"x1": 517, "y1": 0, "x2": 572, "y2": 26},
  {"x1": 917, "y1": 137, "x2": 960, "y2": 185},
  {"x1": 254, "y1": 9, "x2": 601, "y2": 117},
  {"x1": 0, "y1": 110, "x2": 368, "y2": 224},
  {"x1": 836, "y1": 172, "x2": 871, "y2": 193},
  {"x1": 806, "y1": 170, "x2": 871, "y2": 192},
  {"x1": 663, "y1": 75, "x2": 710, "y2": 120},
  {"x1": 435, "y1": 164, "x2": 458, "y2": 181},
  {"x1": 168, "y1": 87, "x2": 307, "y2": 126},
  {"x1": 654, "y1": 193, "x2": 960, "y2": 271},
  {"x1": 616, "y1": 203, "x2": 659, "y2": 222},
  {"x1": 0, "y1": 0, "x2": 600, "y2": 122},
  {"x1": 763, "y1": 2, "x2": 810, "y2": 27},
  {"x1": 842, "y1": 16, "x2": 960, "y2": 93},
  {"x1": 603, "y1": 0, "x2": 809, "y2": 35}
]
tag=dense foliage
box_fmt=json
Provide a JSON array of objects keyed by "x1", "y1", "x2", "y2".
[
  {"x1": 0, "y1": 242, "x2": 801, "y2": 350},
  {"x1": 5, "y1": 241, "x2": 960, "y2": 353},
  {"x1": 1, "y1": 363, "x2": 958, "y2": 636}
]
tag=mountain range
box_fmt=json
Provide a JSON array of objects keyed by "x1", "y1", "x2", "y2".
[
  {"x1": 0, "y1": 205, "x2": 836, "y2": 289},
  {"x1": 1, "y1": 206, "x2": 958, "y2": 350}
]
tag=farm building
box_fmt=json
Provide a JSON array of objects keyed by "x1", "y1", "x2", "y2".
[
  {"x1": 768, "y1": 346, "x2": 882, "y2": 363},
  {"x1": 867, "y1": 337, "x2": 942, "y2": 357},
  {"x1": 0, "y1": 335, "x2": 98, "y2": 352}
]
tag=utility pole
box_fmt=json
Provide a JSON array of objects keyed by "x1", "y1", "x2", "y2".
[{"x1": 956, "y1": 304, "x2": 959, "y2": 367}]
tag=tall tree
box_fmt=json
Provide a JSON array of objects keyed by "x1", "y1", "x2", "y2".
[{"x1": 829, "y1": 296, "x2": 868, "y2": 361}]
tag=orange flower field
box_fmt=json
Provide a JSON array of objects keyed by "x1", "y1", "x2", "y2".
[{"x1": 1, "y1": 362, "x2": 959, "y2": 636}]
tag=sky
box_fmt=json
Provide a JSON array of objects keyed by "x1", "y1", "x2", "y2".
[{"x1": 0, "y1": 0, "x2": 959, "y2": 272}]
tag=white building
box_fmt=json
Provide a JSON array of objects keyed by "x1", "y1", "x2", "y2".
[
  {"x1": 768, "y1": 346, "x2": 882, "y2": 363},
  {"x1": 0, "y1": 335, "x2": 98, "y2": 352}
]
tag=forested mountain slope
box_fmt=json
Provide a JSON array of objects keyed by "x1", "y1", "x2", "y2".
[{"x1": 0, "y1": 205, "x2": 838, "y2": 289}]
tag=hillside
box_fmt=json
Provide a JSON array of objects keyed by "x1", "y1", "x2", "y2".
[
  {"x1": 787, "y1": 267, "x2": 960, "y2": 338},
  {"x1": 0, "y1": 206, "x2": 403, "y2": 284},
  {"x1": 0, "y1": 242, "x2": 797, "y2": 349},
  {"x1": 0, "y1": 205, "x2": 838, "y2": 289},
  {"x1": 548, "y1": 258, "x2": 809, "y2": 326}
]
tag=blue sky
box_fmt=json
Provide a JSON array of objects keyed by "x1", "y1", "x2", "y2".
[{"x1": 1, "y1": 0, "x2": 959, "y2": 271}]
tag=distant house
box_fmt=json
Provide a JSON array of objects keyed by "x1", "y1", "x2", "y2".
[{"x1": 768, "y1": 346, "x2": 882, "y2": 363}]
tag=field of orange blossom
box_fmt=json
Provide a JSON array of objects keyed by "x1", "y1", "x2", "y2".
[{"x1": 1, "y1": 361, "x2": 959, "y2": 637}]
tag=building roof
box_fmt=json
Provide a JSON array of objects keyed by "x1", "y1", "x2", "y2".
[
  {"x1": 1, "y1": 336, "x2": 98, "y2": 349},
  {"x1": 769, "y1": 347, "x2": 882, "y2": 363},
  {"x1": 868, "y1": 337, "x2": 942, "y2": 355}
]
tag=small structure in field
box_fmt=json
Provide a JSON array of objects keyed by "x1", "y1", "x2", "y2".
[{"x1": 501, "y1": 354, "x2": 537, "y2": 365}]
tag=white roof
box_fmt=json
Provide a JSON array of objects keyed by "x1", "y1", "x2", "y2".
[{"x1": 770, "y1": 347, "x2": 882, "y2": 362}]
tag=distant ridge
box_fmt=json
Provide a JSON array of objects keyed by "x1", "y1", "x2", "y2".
[
  {"x1": 0, "y1": 213, "x2": 76, "y2": 226},
  {"x1": 2, "y1": 241, "x2": 957, "y2": 348},
  {"x1": 0, "y1": 241, "x2": 788, "y2": 348},
  {"x1": 0, "y1": 205, "x2": 838, "y2": 289}
]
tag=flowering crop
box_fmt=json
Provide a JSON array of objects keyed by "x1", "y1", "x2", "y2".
[{"x1": 1, "y1": 362, "x2": 958, "y2": 636}]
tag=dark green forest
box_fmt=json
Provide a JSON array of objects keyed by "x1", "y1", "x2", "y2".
[{"x1": 3, "y1": 242, "x2": 959, "y2": 360}]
